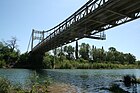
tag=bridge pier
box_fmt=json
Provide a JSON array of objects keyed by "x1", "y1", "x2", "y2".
[
  {"x1": 75, "y1": 40, "x2": 79, "y2": 59},
  {"x1": 28, "y1": 52, "x2": 45, "y2": 69},
  {"x1": 53, "y1": 48, "x2": 56, "y2": 69}
]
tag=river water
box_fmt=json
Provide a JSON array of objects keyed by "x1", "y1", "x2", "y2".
[{"x1": 0, "y1": 69, "x2": 140, "y2": 93}]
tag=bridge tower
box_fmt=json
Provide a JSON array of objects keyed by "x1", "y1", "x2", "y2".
[
  {"x1": 28, "y1": 29, "x2": 46, "y2": 68},
  {"x1": 31, "y1": 29, "x2": 45, "y2": 50}
]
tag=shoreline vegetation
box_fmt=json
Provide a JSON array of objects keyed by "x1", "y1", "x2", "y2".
[
  {"x1": 54, "y1": 60, "x2": 140, "y2": 69},
  {"x1": 0, "y1": 37, "x2": 140, "y2": 69},
  {"x1": 0, "y1": 77, "x2": 49, "y2": 93}
]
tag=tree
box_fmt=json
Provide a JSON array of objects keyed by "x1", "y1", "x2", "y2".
[
  {"x1": 0, "y1": 37, "x2": 20, "y2": 67},
  {"x1": 3, "y1": 37, "x2": 18, "y2": 52},
  {"x1": 106, "y1": 47, "x2": 117, "y2": 62},
  {"x1": 117, "y1": 52, "x2": 125, "y2": 64},
  {"x1": 43, "y1": 52, "x2": 53, "y2": 68},
  {"x1": 91, "y1": 45, "x2": 96, "y2": 62},
  {"x1": 64, "y1": 45, "x2": 74, "y2": 59},
  {"x1": 100, "y1": 46, "x2": 105, "y2": 62},
  {"x1": 108, "y1": 47, "x2": 116, "y2": 52},
  {"x1": 91, "y1": 46, "x2": 106, "y2": 62},
  {"x1": 19, "y1": 52, "x2": 29, "y2": 63},
  {"x1": 124, "y1": 53, "x2": 136, "y2": 64},
  {"x1": 136, "y1": 60, "x2": 140, "y2": 66},
  {"x1": 79, "y1": 43, "x2": 90, "y2": 60}
]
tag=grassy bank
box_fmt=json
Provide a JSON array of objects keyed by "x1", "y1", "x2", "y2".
[{"x1": 54, "y1": 59, "x2": 140, "y2": 69}]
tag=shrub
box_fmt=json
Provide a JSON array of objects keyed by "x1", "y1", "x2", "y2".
[
  {"x1": 0, "y1": 77, "x2": 10, "y2": 93},
  {"x1": 0, "y1": 60, "x2": 6, "y2": 68},
  {"x1": 59, "y1": 60, "x2": 73, "y2": 69}
]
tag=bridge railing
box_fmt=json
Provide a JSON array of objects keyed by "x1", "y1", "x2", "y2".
[{"x1": 32, "y1": 0, "x2": 110, "y2": 51}]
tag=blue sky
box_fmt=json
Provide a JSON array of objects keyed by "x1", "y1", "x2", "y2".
[{"x1": 0, "y1": 0, "x2": 140, "y2": 60}]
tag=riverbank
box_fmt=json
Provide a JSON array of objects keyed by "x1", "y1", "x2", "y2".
[
  {"x1": 55, "y1": 60, "x2": 140, "y2": 69},
  {"x1": 0, "y1": 77, "x2": 49, "y2": 93},
  {"x1": 0, "y1": 76, "x2": 77, "y2": 93},
  {"x1": 47, "y1": 83, "x2": 77, "y2": 93}
]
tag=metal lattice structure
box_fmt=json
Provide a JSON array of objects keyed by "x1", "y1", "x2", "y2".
[
  {"x1": 31, "y1": 0, "x2": 140, "y2": 53},
  {"x1": 31, "y1": 29, "x2": 45, "y2": 50}
]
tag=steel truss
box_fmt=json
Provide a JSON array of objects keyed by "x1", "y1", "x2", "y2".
[{"x1": 31, "y1": 0, "x2": 140, "y2": 53}]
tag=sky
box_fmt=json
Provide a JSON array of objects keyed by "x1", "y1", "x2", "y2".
[{"x1": 0, "y1": 0, "x2": 140, "y2": 60}]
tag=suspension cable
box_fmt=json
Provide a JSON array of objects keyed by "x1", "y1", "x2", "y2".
[
  {"x1": 27, "y1": 33, "x2": 32, "y2": 52},
  {"x1": 26, "y1": 29, "x2": 52, "y2": 53}
]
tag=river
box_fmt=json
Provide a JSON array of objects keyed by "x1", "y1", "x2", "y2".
[{"x1": 0, "y1": 69, "x2": 140, "y2": 93}]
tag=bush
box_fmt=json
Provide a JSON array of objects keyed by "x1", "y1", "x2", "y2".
[
  {"x1": 59, "y1": 60, "x2": 73, "y2": 69},
  {"x1": 136, "y1": 61, "x2": 140, "y2": 66},
  {"x1": 78, "y1": 58, "x2": 88, "y2": 63},
  {"x1": 0, "y1": 76, "x2": 50, "y2": 93},
  {"x1": 0, "y1": 60, "x2": 6, "y2": 68},
  {"x1": 0, "y1": 77, "x2": 10, "y2": 93}
]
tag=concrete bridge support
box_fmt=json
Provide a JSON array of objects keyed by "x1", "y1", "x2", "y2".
[
  {"x1": 75, "y1": 40, "x2": 79, "y2": 59},
  {"x1": 28, "y1": 52, "x2": 45, "y2": 69}
]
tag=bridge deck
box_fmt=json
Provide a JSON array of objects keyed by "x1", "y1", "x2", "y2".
[{"x1": 31, "y1": 0, "x2": 140, "y2": 53}]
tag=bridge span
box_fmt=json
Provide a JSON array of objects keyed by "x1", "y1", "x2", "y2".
[
  {"x1": 28, "y1": 0, "x2": 140, "y2": 68},
  {"x1": 30, "y1": 0, "x2": 140, "y2": 54}
]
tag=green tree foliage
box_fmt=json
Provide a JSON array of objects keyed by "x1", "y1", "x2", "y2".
[
  {"x1": 108, "y1": 47, "x2": 116, "y2": 52},
  {"x1": 79, "y1": 43, "x2": 90, "y2": 60},
  {"x1": 64, "y1": 45, "x2": 74, "y2": 59},
  {"x1": 3, "y1": 37, "x2": 18, "y2": 52},
  {"x1": 91, "y1": 46, "x2": 105, "y2": 62},
  {"x1": 58, "y1": 52, "x2": 66, "y2": 62},
  {"x1": 43, "y1": 44, "x2": 137, "y2": 69},
  {"x1": 43, "y1": 52, "x2": 54, "y2": 68},
  {"x1": 19, "y1": 52, "x2": 29, "y2": 63},
  {"x1": 136, "y1": 60, "x2": 140, "y2": 66},
  {"x1": 124, "y1": 53, "x2": 136, "y2": 64},
  {"x1": 0, "y1": 37, "x2": 20, "y2": 68},
  {"x1": 90, "y1": 46, "x2": 136, "y2": 65},
  {"x1": 106, "y1": 47, "x2": 117, "y2": 62}
]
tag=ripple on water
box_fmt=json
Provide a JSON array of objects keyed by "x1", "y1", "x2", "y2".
[{"x1": 0, "y1": 69, "x2": 140, "y2": 93}]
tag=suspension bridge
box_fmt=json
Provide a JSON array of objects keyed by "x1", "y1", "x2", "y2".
[{"x1": 27, "y1": 0, "x2": 140, "y2": 68}]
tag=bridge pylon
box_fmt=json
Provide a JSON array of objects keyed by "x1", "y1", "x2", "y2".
[{"x1": 31, "y1": 29, "x2": 45, "y2": 50}]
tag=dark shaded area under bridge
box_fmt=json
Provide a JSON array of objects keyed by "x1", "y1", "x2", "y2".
[{"x1": 28, "y1": 0, "x2": 140, "y2": 68}]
